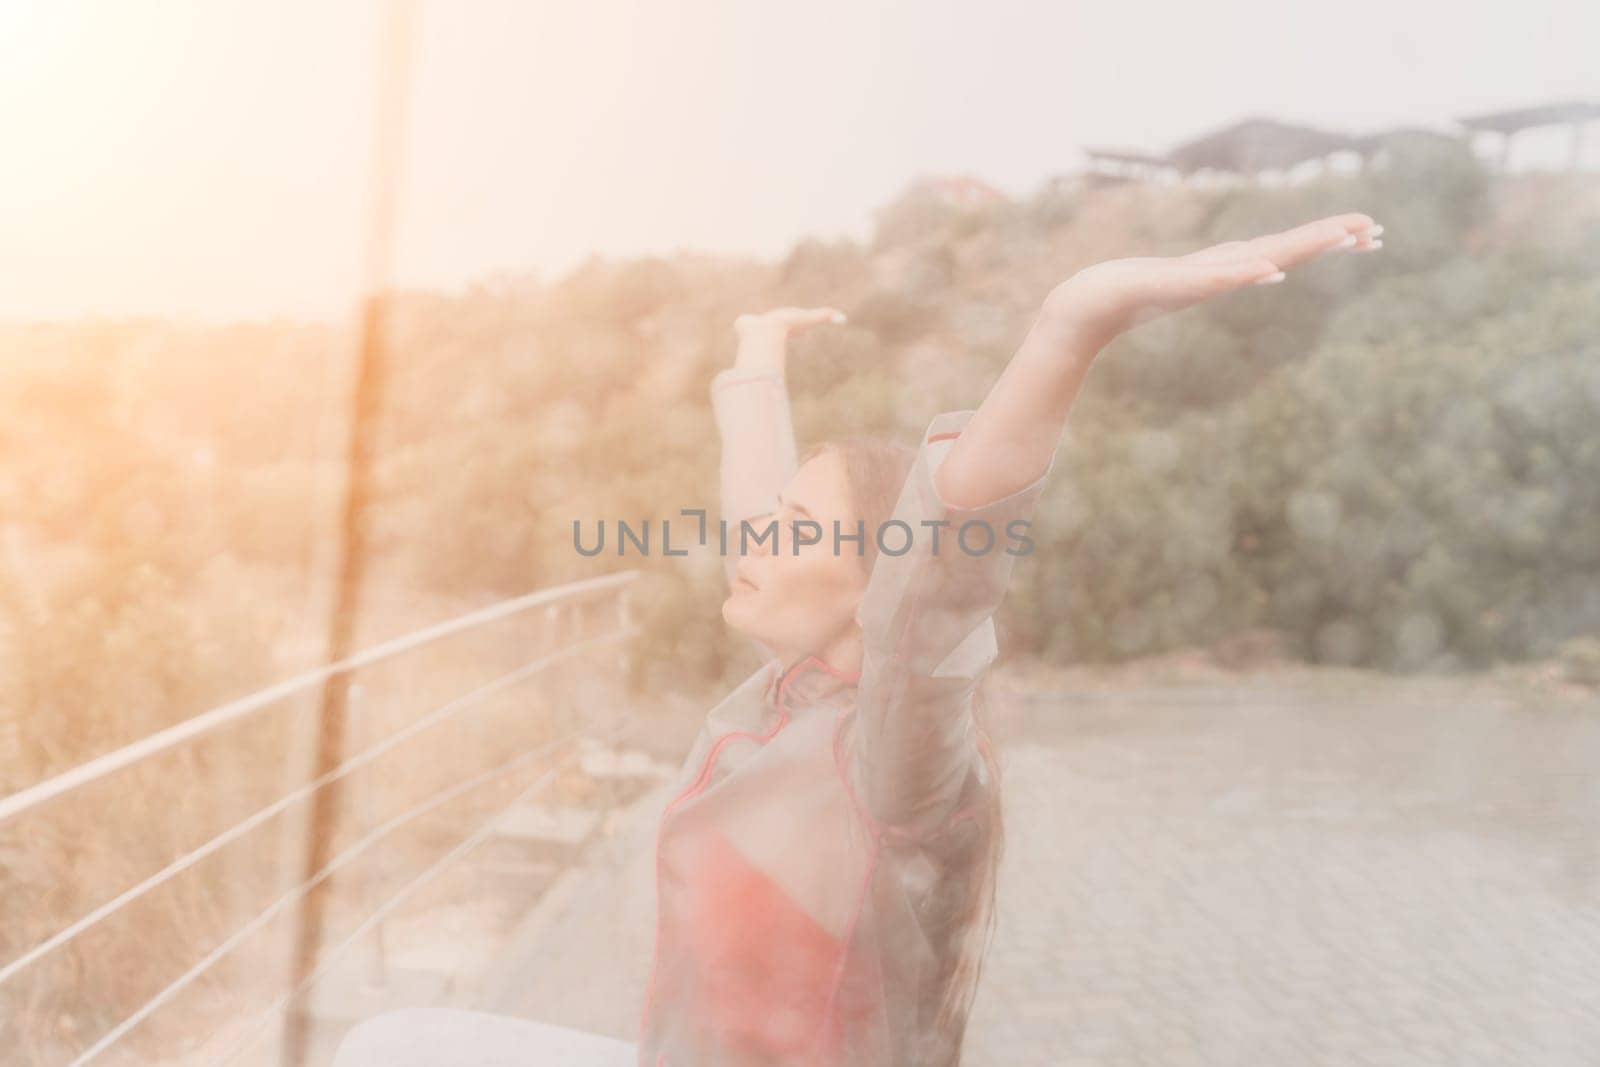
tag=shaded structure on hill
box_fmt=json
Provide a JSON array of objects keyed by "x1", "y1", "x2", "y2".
[
  {"x1": 1080, "y1": 100, "x2": 1600, "y2": 185},
  {"x1": 1166, "y1": 118, "x2": 1360, "y2": 179},
  {"x1": 1083, "y1": 146, "x2": 1179, "y2": 186},
  {"x1": 1457, "y1": 99, "x2": 1600, "y2": 172},
  {"x1": 1087, "y1": 117, "x2": 1374, "y2": 186}
]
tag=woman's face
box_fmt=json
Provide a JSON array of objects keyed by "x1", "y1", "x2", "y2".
[{"x1": 721, "y1": 451, "x2": 868, "y2": 665}]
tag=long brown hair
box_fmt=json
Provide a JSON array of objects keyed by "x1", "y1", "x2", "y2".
[{"x1": 804, "y1": 436, "x2": 1005, "y2": 1058}]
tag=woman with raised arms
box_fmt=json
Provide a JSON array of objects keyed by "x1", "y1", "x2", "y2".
[{"x1": 638, "y1": 213, "x2": 1381, "y2": 1066}]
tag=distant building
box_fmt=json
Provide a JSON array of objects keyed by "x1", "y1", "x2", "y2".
[
  {"x1": 1457, "y1": 99, "x2": 1600, "y2": 172},
  {"x1": 1165, "y1": 117, "x2": 1360, "y2": 182},
  {"x1": 1083, "y1": 146, "x2": 1178, "y2": 186},
  {"x1": 1080, "y1": 117, "x2": 1369, "y2": 187},
  {"x1": 1066, "y1": 100, "x2": 1600, "y2": 187},
  {"x1": 1350, "y1": 125, "x2": 1463, "y2": 167}
]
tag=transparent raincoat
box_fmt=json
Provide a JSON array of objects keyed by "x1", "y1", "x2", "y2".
[{"x1": 637, "y1": 367, "x2": 1052, "y2": 1066}]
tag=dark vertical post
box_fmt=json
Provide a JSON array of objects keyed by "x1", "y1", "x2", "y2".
[{"x1": 279, "y1": 3, "x2": 417, "y2": 1064}]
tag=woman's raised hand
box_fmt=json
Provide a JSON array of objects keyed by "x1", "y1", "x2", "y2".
[
  {"x1": 1041, "y1": 213, "x2": 1382, "y2": 355},
  {"x1": 735, "y1": 306, "x2": 848, "y2": 338},
  {"x1": 733, "y1": 306, "x2": 849, "y2": 373}
]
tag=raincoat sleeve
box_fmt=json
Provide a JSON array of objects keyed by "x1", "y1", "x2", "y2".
[
  {"x1": 852, "y1": 409, "x2": 1054, "y2": 838},
  {"x1": 709, "y1": 367, "x2": 799, "y2": 589}
]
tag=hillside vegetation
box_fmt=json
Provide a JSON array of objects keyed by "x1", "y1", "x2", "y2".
[{"x1": 4, "y1": 138, "x2": 1600, "y2": 786}]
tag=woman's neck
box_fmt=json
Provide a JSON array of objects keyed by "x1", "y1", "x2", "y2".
[{"x1": 781, "y1": 630, "x2": 863, "y2": 678}]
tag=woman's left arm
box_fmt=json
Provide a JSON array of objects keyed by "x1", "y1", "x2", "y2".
[
  {"x1": 850, "y1": 212, "x2": 1380, "y2": 838},
  {"x1": 937, "y1": 213, "x2": 1380, "y2": 510}
]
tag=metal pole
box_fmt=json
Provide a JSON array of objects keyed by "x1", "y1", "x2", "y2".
[{"x1": 280, "y1": 4, "x2": 417, "y2": 1063}]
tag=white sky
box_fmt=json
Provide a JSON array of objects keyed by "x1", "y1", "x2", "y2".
[{"x1": 1, "y1": 0, "x2": 1596, "y2": 321}]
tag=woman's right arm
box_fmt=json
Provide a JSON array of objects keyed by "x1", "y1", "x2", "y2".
[{"x1": 710, "y1": 307, "x2": 846, "y2": 587}]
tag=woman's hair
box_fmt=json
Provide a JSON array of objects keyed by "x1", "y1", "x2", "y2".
[
  {"x1": 805, "y1": 437, "x2": 917, "y2": 574},
  {"x1": 803, "y1": 436, "x2": 1006, "y2": 1055}
]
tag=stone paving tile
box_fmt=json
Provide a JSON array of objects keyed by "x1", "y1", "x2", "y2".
[
  {"x1": 960, "y1": 687, "x2": 1600, "y2": 1066},
  {"x1": 488, "y1": 681, "x2": 1600, "y2": 1065}
]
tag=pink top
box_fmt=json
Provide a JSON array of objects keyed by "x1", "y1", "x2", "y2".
[{"x1": 637, "y1": 369, "x2": 1052, "y2": 1066}]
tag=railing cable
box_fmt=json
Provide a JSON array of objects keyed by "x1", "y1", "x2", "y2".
[
  {"x1": 0, "y1": 572, "x2": 635, "y2": 828},
  {"x1": 67, "y1": 717, "x2": 631, "y2": 1066},
  {"x1": 0, "y1": 625, "x2": 632, "y2": 991}
]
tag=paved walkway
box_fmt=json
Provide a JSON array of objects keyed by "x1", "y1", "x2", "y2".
[{"x1": 485, "y1": 669, "x2": 1600, "y2": 1065}]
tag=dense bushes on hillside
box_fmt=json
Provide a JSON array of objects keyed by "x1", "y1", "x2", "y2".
[
  {"x1": 4, "y1": 145, "x2": 1599, "y2": 733},
  {"x1": 1024, "y1": 279, "x2": 1600, "y2": 670}
]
